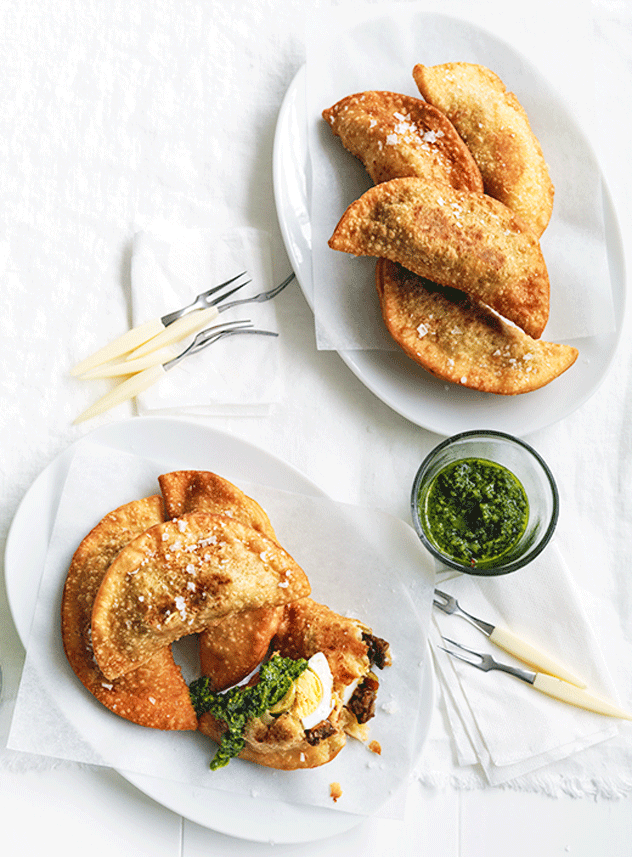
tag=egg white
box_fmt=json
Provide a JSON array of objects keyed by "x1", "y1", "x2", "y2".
[{"x1": 300, "y1": 652, "x2": 334, "y2": 730}]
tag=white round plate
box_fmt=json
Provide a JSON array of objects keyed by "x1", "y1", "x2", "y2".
[
  {"x1": 273, "y1": 19, "x2": 626, "y2": 438},
  {"x1": 4, "y1": 416, "x2": 434, "y2": 844}
]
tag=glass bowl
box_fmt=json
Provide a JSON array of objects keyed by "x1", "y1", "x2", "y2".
[{"x1": 411, "y1": 430, "x2": 559, "y2": 576}]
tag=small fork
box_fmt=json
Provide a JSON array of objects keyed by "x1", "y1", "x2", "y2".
[
  {"x1": 159, "y1": 271, "x2": 250, "y2": 326},
  {"x1": 126, "y1": 271, "x2": 295, "y2": 360},
  {"x1": 73, "y1": 320, "x2": 278, "y2": 424},
  {"x1": 71, "y1": 271, "x2": 295, "y2": 375},
  {"x1": 438, "y1": 637, "x2": 632, "y2": 719},
  {"x1": 440, "y1": 637, "x2": 533, "y2": 682},
  {"x1": 434, "y1": 588, "x2": 493, "y2": 634},
  {"x1": 433, "y1": 588, "x2": 587, "y2": 687}
]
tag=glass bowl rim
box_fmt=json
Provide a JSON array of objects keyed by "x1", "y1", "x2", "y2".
[{"x1": 410, "y1": 429, "x2": 560, "y2": 575}]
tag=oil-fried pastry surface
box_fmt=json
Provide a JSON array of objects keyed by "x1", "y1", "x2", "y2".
[
  {"x1": 323, "y1": 91, "x2": 483, "y2": 191},
  {"x1": 329, "y1": 176, "x2": 549, "y2": 339},
  {"x1": 158, "y1": 470, "x2": 276, "y2": 539},
  {"x1": 61, "y1": 496, "x2": 197, "y2": 730},
  {"x1": 272, "y1": 599, "x2": 387, "y2": 696},
  {"x1": 159, "y1": 470, "x2": 284, "y2": 691},
  {"x1": 91, "y1": 512, "x2": 311, "y2": 680},
  {"x1": 199, "y1": 598, "x2": 391, "y2": 770},
  {"x1": 198, "y1": 606, "x2": 285, "y2": 692},
  {"x1": 376, "y1": 259, "x2": 578, "y2": 394},
  {"x1": 413, "y1": 62, "x2": 554, "y2": 237}
]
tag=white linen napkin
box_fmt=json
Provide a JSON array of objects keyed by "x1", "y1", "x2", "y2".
[
  {"x1": 429, "y1": 544, "x2": 623, "y2": 786},
  {"x1": 130, "y1": 226, "x2": 281, "y2": 415}
]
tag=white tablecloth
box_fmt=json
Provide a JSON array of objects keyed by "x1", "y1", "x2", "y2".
[{"x1": 1, "y1": 0, "x2": 631, "y2": 853}]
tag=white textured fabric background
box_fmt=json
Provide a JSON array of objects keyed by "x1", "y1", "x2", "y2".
[{"x1": 1, "y1": 0, "x2": 632, "y2": 815}]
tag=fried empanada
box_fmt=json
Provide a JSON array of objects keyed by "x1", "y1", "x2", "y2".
[
  {"x1": 376, "y1": 258, "x2": 577, "y2": 394},
  {"x1": 91, "y1": 512, "x2": 311, "y2": 680},
  {"x1": 61, "y1": 496, "x2": 197, "y2": 730},
  {"x1": 197, "y1": 606, "x2": 285, "y2": 692},
  {"x1": 198, "y1": 598, "x2": 391, "y2": 769},
  {"x1": 329, "y1": 176, "x2": 549, "y2": 338},
  {"x1": 158, "y1": 470, "x2": 285, "y2": 691},
  {"x1": 413, "y1": 62, "x2": 554, "y2": 237},
  {"x1": 323, "y1": 91, "x2": 483, "y2": 192},
  {"x1": 158, "y1": 470, "x2": 276, "y2": 539}
]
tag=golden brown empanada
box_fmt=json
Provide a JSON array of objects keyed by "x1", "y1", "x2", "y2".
[
  {"x1": 376, "y1": 258, "x2": 577, "y2": 394},
  {"x1": 413, "y1": 62, "x2": 554, "y2": 237},
  {"x1": 61, "y1": 496, "x2": 197, "y2": 730},
  {"x1": 329, "y1": 176, "x2": 550, "y2": 338},
  {"x1": 198, "y1": 598, "x2": 391, "y2": 770},
  {"x1": 158, "y1": 470, "x2": 285, "y2": 691},
  {"x1": 91, "y1": 513, "x2": 311, "y2": 680},
  {"x1": 323, "y1": 90, "x2": 483, "y2": 191}
]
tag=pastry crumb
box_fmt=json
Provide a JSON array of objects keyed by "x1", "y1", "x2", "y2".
[
  {"x1": 329, "y1": 782, "x2": 343, "y2": 803},
  {"x1": 368, "y1": 740, "x2": 382, "y2": 755}
]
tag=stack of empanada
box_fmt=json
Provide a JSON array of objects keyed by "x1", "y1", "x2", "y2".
[
  {"x1": 324, "y1": 63, "x2": 578, "y2": 394},
  {"x1": 62, "y1": 471, "x2": 391, "y2": 771}
]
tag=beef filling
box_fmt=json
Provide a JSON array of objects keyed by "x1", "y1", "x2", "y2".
[
  {"x1": 363, "y1": 633, "x2": 391, "y2": 670},
  {"x1": 347, "y1": 672, "x2": 379, "y2": 724},
  {"x1": 305, "y1": 720, "x2": 337, "y2": 745}
]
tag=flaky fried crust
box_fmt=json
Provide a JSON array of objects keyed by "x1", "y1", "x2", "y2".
[
  {"x1": 158, "y1": 470, "x2": 284, "y2": 691},
  {"x1": 91, "y1": 513, "x2": 311, "y2": 680},
  {"x1": 197, "y1": 606, "x2": 285, "y2": 692},
  {"x1": 61, "y1": 496, "x2": 197, "y2": 730},
  {"x1": 272, "y1": 598, "x2": 374, "y2": 696},
  {"x1": 323, "y1": 90, "x2": 483, "y2": 192},
  {"x1": 413, "y1": 62, "x2": 554, "y2": 237},
  {"x1": 198, "y1": 708, "x2": 348, "y2": 770},
  {"x1": 376, "y1": 259, "x2": 577, "y2": 394},
  {"x1": 198, "y1": 599, "x2": 390, "y2": 770},
  {"x1": 158, "y1": 470, "x2": 276, "y2": 539},
  {"x1": 329, "y1": 176, "x2": 550, "y2": 338}
]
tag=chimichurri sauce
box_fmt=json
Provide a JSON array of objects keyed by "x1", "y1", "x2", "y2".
[{"x1": 421, "y1": 458, "x2": 529, "y2": 566}]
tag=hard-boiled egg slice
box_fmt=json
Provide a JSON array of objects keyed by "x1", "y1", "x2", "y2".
[{"x1": 293, "y1": 652, "x2": 334, "y2": 730}]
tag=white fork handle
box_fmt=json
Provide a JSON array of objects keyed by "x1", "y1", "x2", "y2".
[
  {"x1": 125, "y1": 306, "x2": 220, "y2": 360},
  {"x1": 79, "y1": 345, "x2": 179, "y2": 378},
  {"x1": 70, "y1": 318, "x2": 165, "y2": 376},
  {"x1": 73, "y1": 364, "x2": 166, "y2": 424},
  {"x1": 489, "y1": 626, "x2": 587, "y2": 688},
  {"x1": 533, "y1": 673, "x2": 632, "y2": 719}
]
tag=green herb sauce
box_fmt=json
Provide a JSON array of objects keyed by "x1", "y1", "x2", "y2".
[
  {"x1": 420, "y1": 458, "x2": 529, "y2": 567},
  {"x1": 189, "y1": 653, "x2": 308, "y2": 770}
]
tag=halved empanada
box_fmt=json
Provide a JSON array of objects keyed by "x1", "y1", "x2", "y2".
[{"x1": 198, "y1": 598, "x2": 391, "y2": 770}]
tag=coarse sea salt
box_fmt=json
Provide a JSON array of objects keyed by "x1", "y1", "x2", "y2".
[{"x1": 175, "y1": 596, "x2": 187, "y2": 621}]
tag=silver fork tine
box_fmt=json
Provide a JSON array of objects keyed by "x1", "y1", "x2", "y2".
[
  {"x1": 217, "y1": 271, "x2": 295, "y2": 313},
  {"x1": 440, "y1": 637, "x2": 537, "y2": 683},
  {"x1": 164, "y1": 322, "x2": 278, "y2": 370},
  {"x1": 439, "y1": 637, "x2": 490, "y2": 670},
  {"x1": 433, "y1": 588, "x2": 457, "y2": 613},
  {"x1": 160, "y1": 271, "x2": 251, "y2": 326},
  {"x1": 433, "y1": 588, "x2": 494, "y2": 635}
]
